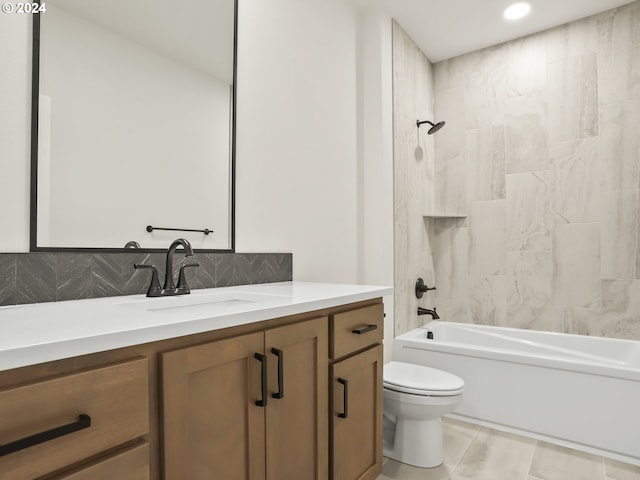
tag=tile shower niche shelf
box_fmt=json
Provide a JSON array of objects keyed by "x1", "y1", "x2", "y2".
[{"x1": 423, "y1": 213, "x2": 467, "y2": 218}]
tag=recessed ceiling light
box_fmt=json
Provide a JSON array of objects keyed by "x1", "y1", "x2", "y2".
[{"x1": 503, "y1": 2, "x2": 531, "y2": 20}]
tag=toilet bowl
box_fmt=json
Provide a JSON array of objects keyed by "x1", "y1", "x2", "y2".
[{"x1": 383, "y1": 361, "x2": 464, "y2": 468}]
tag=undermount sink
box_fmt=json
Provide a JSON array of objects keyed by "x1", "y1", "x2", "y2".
[{"x1": 118, "y1": 291, "x2": 290, "y2": 315}]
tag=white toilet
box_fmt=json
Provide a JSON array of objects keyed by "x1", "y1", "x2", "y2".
[{"x1": 383, "y1": 361, "x2": 464, "y2": 468}]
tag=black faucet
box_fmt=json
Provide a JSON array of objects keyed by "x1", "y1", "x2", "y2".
[
  {"x1": 417, "y1": 307, "x2": 439, "y2": 319},
  {"x1": 163, "y1": 238, "x2": 193, "y2": 291},
  {"x1": 135, "y1": 238, "x2": 199, "y2": 297}
]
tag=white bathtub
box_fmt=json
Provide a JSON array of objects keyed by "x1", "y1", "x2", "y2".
[{"x1": 393, "y1": 321, "x2": 640, "y2": 466}]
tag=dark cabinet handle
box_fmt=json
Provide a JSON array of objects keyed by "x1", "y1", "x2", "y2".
[
  {"x1": 337, "y1": 378, "x2": 349, "y2": 419},
  {"x1": 352, "y1": 324, "x2": 378, "y2": 335},
  {"x1": 271, "y1": 348, "x2": 284, "y2": 399},
  {"x1": 0, "y1": 414, "x2": 91, "y2": 457},
  {"x1": 255, "y1": 353, "x2": 267, "y2": 407}
]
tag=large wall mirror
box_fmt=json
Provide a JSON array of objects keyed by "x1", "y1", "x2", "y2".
[{"x1": 30, "y1": 0, "x2": 237, "y2": 252}]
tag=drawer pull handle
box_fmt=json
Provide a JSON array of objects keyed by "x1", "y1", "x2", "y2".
[
  {"x1": 0, "y1": 414, "x2": 91, "y2": 457},
  {"x1": 271, "y1": 348, "x2": 284, "y2": 399},
  {"x1": 337, "y1": 378, "x2": 349, "y2": 419},
  {"x1": 352, "y1": 324, "x2": 378, "y2": 335},
  {"x1": 255, "y1": 353, "x2": 267, "y2": 407}
]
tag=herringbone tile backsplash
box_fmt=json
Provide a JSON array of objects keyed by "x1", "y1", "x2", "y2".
[{"x1": 0, "y1": 252, "x2": 292, "y2": 306}]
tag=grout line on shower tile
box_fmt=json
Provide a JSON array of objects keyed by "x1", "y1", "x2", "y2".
[{"x1": 448, "y1": 419, "x2": 482, "y2": 477}]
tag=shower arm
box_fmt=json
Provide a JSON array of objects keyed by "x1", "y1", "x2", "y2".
[{"x1": 416, "y1": 119, "x2": 445, "y2": 134}]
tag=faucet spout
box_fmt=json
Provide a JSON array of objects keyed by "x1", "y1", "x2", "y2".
[
  {"x1": 417, "y1": 307, "x2": 440, "y2": 319},
  {"x1": 163, "y1": 238, "x2": 194, "y2": 291}
]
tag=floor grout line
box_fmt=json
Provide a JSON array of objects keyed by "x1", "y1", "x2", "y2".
[
  {"x1": 526, "y1": 439, "x2": 539, "y2": 479},
  {"x1": 447, "y1": 420, "x2": 482, "y2": 479}
]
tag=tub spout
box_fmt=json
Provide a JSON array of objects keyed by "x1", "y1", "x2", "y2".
[{"x1": 417, "y1": 307, "x2": 439, "y2": 319}]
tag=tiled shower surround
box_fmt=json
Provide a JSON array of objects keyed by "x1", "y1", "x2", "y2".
[
  {"x1": 394, "y1": 1, "x2": 640, "y2": 340},
  {"x1": 0, "y1": 252, "x2": 292, "y2": 306}
]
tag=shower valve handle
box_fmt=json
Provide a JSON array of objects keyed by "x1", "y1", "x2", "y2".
[{"x1": 415, "y1": 278, "x2": 436, "y2": 299}]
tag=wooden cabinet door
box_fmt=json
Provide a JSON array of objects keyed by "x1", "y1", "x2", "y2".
[
  {"x1": 162, "y1": 332, "x2": 266, "y2": 480},
  {"x1": 265, "y1": 317, "x2": 329, "y2": 480},
  {"x1": 332, "y1": 345, "x2": 383, "y2": 480}
]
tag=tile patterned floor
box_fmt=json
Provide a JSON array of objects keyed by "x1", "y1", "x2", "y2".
[{"x1": 378, "y1": 418, "x2": 640, "y2": 480}]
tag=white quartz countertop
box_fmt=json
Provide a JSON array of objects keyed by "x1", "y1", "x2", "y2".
[{"x1": 0, "y1": 281, "x2": 392, "y2": 372}]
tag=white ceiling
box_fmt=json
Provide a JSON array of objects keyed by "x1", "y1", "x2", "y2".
[
  {"x1": 45, "y1": 0, "x2": 638, "y2": 77},
  {"x1": 371, "y1": 0, "x2": 637, "y2": 62}
]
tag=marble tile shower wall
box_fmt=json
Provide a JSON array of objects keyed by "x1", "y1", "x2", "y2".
[
  {"x1": 0, "y1": 253, "x2": 292, "y2": 307},
  {"x1": 392, "y1": 21, "x2": 437, "y2": 335},
  {"x1": 428, "y1": 1, "x2": 640, "y2": 340}
]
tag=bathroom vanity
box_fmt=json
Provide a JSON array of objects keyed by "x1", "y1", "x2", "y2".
[{"x1": 0, "y1": 282, "x2": 390, "y2": 480}]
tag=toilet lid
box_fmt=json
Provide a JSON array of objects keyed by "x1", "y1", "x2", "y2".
[{"x1": 383, "y1": 361, "x2": 464, "y2": 396}]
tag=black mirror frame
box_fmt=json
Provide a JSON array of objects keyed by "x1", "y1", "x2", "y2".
[{"x1": 28, "y1": 1, "x2": 237, "y2": 253}]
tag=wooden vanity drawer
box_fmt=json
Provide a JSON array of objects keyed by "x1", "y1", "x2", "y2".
[
  {"x1": 0, "y1": 357, "x2": 149, "y2": 480},
  {"x1": 50, "y1": 442, "x2": 150, "y2": 480},
  {"x1": 330, "y1": 303, "x2": 384, "y2": 359}
]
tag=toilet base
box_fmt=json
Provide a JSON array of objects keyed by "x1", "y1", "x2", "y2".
[{"x1": 383, "y1": 417, "x2": 444, "y2": 468}]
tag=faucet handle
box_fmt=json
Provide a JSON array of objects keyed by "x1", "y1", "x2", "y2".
[
  {"x1": 176, "y1": 263, "x2": 200, "y2": 295},
  {"x1": 415, "y1": 278, "x2": 436, "y2": 298},
  {"x1": 134, "y1": 264, "x2": 162, "y2": 297}
]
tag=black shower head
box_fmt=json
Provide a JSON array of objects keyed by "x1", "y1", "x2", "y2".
[
  {"x1": 416, "y1": 119, "x2": 446, "y2": 135},
  {"x1": 428, "y1": 121, "x2": 445, "y2": 134}
]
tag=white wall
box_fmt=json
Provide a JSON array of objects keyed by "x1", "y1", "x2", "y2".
[
  {"x1": 0, "y1": 14, "x2": 31, "y2": 252},
  {"x1": 357, "y1": 9, "x2": 395, "y2": 361},
  {"x1": 235, "y1": 0, "x2": 360, "y2": 282}
]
